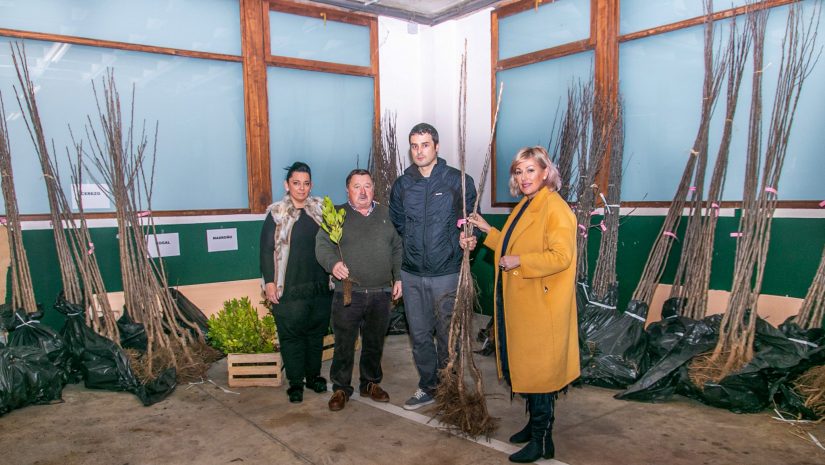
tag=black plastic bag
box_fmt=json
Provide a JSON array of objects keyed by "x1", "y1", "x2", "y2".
[
  {"x1": 55, "y1": 300, "x2": 176, "y2": 406},
  {"x1": 645, "y1": 298, "x2": 692, "y2": 367},
  {"x1": 577, "y1": 282, "x2": 620, "y2": 343},
  {"x1": 579, "y1": 299, "x2": 650, "y2": 389},
  {"x1": 616, "y1": 315, "x2": 718, "y2": 403},
  {"x1": 136, "y1": 366, "x2": 178, "y2": 406},
  {"x1": 679, "y1": 315, "x2": 815, "y2": 414},
  {"x1": 0, "y1": 346, "x2": 65, "y2": 417},
  {"x1": 0, "y1": 303, "x2": 22, "y2": 332},
  {"x1": 387, "y1": 302, "x2": 408, "y2": 335},
  {"x1": 7, "y1": 310, "x2": 71, "y2": 381},
  {"x1": 778, "y1": 318, "x2": 825, "y2": 349},
  {"x1": 54, "y1": 298, "x2": 88, "y2": 383},
  {"x1": 770, "y1": 317, "x2": 825, "y2": 419},
  {"x1": 73, "y1": 320, "x2": 141, "y2": 393},
  {"x1": 117, "y1": 311, "x2": 148, "y2": 351}
]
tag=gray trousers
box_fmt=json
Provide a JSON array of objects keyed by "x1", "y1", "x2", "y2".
[{"x1": 401, "y1": 270, "x2": 458, "y2": 394}]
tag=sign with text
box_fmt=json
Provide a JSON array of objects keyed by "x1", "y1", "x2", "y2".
[
  {"x1": 146, "y1": 233, "x2": 181, "y2": 258},
  {"x1": 71, "y1": 183, "x2": 110, "y2": 210},
  {"x1": 207, "y1": 228, "x2": 238, "y2": 253}
]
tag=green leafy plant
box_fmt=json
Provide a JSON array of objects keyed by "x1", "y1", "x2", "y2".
[
  {"x1": 320, "y1": 196, "x2": 356, "y2": 305},
  {"x1": 207, "y1": 297, "x2": 277, "y2": 354},
  {"x1": 320, "y1": 196, "x2": 345, "y2": 244}
]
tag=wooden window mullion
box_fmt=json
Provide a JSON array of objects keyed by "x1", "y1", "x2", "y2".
[{"x1": 241, "y1": 0, "x2": 272, "y2": 213}]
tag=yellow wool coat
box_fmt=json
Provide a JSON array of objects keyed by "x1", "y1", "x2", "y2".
[{"x1": 484, "y1": 187, "x2": 580, "y2": 393}]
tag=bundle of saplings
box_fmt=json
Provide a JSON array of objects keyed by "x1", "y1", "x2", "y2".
[
  {"x1": 685, "y1": 316, "x2": 819, "y2": 413},
  {"x1": 686, "y1": 2, "x2": 820, "y2": 413},
  {"x1": 56, "y1": 299, "x2": 176, "y2": 406},
  {"x1": 618, "y1": 313, "x2": 823, "y2": 414},
  {"x1": 0, "y1": 88, "x2": 65, "y2": 416},
  {"x1": 771, "y1": 249, "x2": 825, "y2": 420}
]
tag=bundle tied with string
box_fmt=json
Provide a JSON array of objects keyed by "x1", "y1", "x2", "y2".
[
  {"x1": 0, "y1": 90, "x2": 37, "y2": 316},
  {"x1": 434, "y1": 41, "x2": 502, "y2": 438},
  {"x1": 9, "y1": 42, "x2": 120, "y2": 341},
  {"x1": 690, "y1": 1, "x2": 820, "y2": 384},
  {"x1": 81, "y1": 70, "x2": 208, "y2": 381}
]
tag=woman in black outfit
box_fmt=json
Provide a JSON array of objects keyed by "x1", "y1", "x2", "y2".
[{"x1": 260, "y1": 162, "x2": 331, "y2": 403}]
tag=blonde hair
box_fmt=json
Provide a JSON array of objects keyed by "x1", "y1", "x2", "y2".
[{"x1": 508, "y1": 146, "x2": 561, "y2": 197}]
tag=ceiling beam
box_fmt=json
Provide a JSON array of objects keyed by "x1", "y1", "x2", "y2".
[{"x1": 307, "y1": 0, "x2": 502, "y2": 26}]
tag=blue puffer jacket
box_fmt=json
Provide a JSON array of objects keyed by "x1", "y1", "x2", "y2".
[{"x1": 389, "y1": 157, "x2": 478, "y2": 277}]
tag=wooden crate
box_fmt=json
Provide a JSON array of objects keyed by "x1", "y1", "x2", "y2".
[
  {"x1": 321, "y1": 334, "x2": 360, "y2": 362},
  {"x1": 227, "y1": 352, "x2": 283, "y2": 388}
]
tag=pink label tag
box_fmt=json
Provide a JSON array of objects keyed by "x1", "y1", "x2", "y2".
[
  {"x1": 599, "y1": 221, "x2": 607, "y2": 232},
  {"x1": 819, "y1": 200, "x2": 825, "y2": 208},
  {"x1": 730, "y1": 232, "x2": 743, "y2": 238},
  {"x1": 688, "y1": 186, "x2": 696, "y2": 192},
  {"x1": 87, "y1": 242, "x2": 95, "y2": 255},
  {"x1": 577, "y1": 224, "x2": 588, "y2": 238},
  {"x1": 456, "y1": 218, "x2": 467, "y2": 228},
  {"x1": 764, "y1": 186, "x2": 777, "y2": 195},
  {"x1": 137, "y1": 211, "x2": 151, "y2": 218},
  {"x1": 663, "y1": 231, "x2": 677, "y2": 239}
]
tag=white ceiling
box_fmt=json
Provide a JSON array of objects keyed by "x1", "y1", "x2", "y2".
[{"x1": 308, "y1": 0, "x2": 504, "y2": 25}]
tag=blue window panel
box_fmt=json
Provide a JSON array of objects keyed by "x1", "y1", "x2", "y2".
[
  {"x1": 267, "y1": 67, "x2": 373, "y2": 205},
  {"x1": 269, "y1": 10, "x2": 370, "y2": 67},
  {"x1": 494, "y1": 51, "x2": 594, "y2": 203},
  {"x1": 498, "y1": 0, "x2": 590, "y2": 60},
  {"x1": 621, "y1": 0, "x2": 751, "y2": 35},
  {"x1": 0, "y1": 37, "x2": 248, "y2": 214},
  {"x1": 620, "y1": 2, "x2": 824, "y2": 201},
  {"x1": 0, "y1": 0, "x2": 241, "y2": 55},
  {"x1": 719, "y1": 2, "x2": 825, "y2": 201},
  {"x1": 619, "y1": 26, "x2": 706, "y2": 202}
]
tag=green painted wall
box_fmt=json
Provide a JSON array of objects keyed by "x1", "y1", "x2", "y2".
[
  {"x1": 470, "y1": 213, "x2": 825, "y2": 316},
  {"x1": 10, "y1": 214, "x2": 825, "y2": 328},
  {"x1": 15, "y1": 220, "x2": 263, "y2": 329}
]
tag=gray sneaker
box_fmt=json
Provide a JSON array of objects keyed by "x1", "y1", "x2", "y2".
[{"x1": 403, "y1": 388, "x2": 435, "y2": 410}]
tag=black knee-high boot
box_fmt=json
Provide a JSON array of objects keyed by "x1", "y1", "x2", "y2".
[
  {"x1": 509, "y1": 397, "x2": 532, "y2": 444},
  {"x1": 509, "y1": 393, "x2": 555, "y2": 463}
]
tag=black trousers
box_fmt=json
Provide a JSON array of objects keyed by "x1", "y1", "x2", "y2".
[
  {"x1": 270, "y1": 294, "x2": 332, "y2": 388},
  {"x1": 329, "y1": 290, "x2": 391, "y2": 397}
]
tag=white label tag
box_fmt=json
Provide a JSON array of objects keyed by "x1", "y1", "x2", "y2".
[
  {"x1": 146, "y1": 233, "x2": 180, "y2": 258},
  {"x1": 207, "y1": 228, "x2": 238, "y2": 252},
  {"x1": 72, "y1": 183, "x2": 110, "y2": 210}
]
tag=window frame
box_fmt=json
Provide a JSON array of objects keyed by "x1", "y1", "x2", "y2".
[
  {"x1": 0, "y1": 0, "x2": 381, "y2": 218},
  {"x1": 248, "y1": 0, "x2": 380, "y2": 211},
  {"x1": 491, "y1": 0, "x2": 816, "y2": 209}
]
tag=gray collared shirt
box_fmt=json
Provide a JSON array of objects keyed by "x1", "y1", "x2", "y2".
[{"x1": 348, "y1": 200, "x2": 376, "y2": 216}]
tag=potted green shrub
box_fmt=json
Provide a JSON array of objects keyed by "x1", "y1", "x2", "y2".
[{"x1": 207, "y1": 297, "x2": 281, "y2": 387}]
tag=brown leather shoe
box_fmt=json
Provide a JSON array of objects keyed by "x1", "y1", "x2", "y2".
[
  {"x1": 328, "y1": 390, "x2": 348, "y2": 411},
  {"x1": 359, "y1": 382, "x2": 390, "y2": 403}
]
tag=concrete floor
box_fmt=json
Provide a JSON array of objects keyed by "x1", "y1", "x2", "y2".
[{"x1": 1, "y1": 332, "x2": 823, "y2": 465}]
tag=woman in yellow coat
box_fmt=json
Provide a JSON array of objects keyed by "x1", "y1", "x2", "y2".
[{"x1": 464, "y1": 146, "x2": 579, "y2": 463}]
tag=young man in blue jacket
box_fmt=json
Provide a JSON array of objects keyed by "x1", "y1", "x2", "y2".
[{"x1": 389, "y1": 123, "x2": 478, "y2": 410}]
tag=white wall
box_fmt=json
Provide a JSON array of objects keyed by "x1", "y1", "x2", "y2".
[{"x1": 378, "y1": 9, "x2": 509, "y2": 214}]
